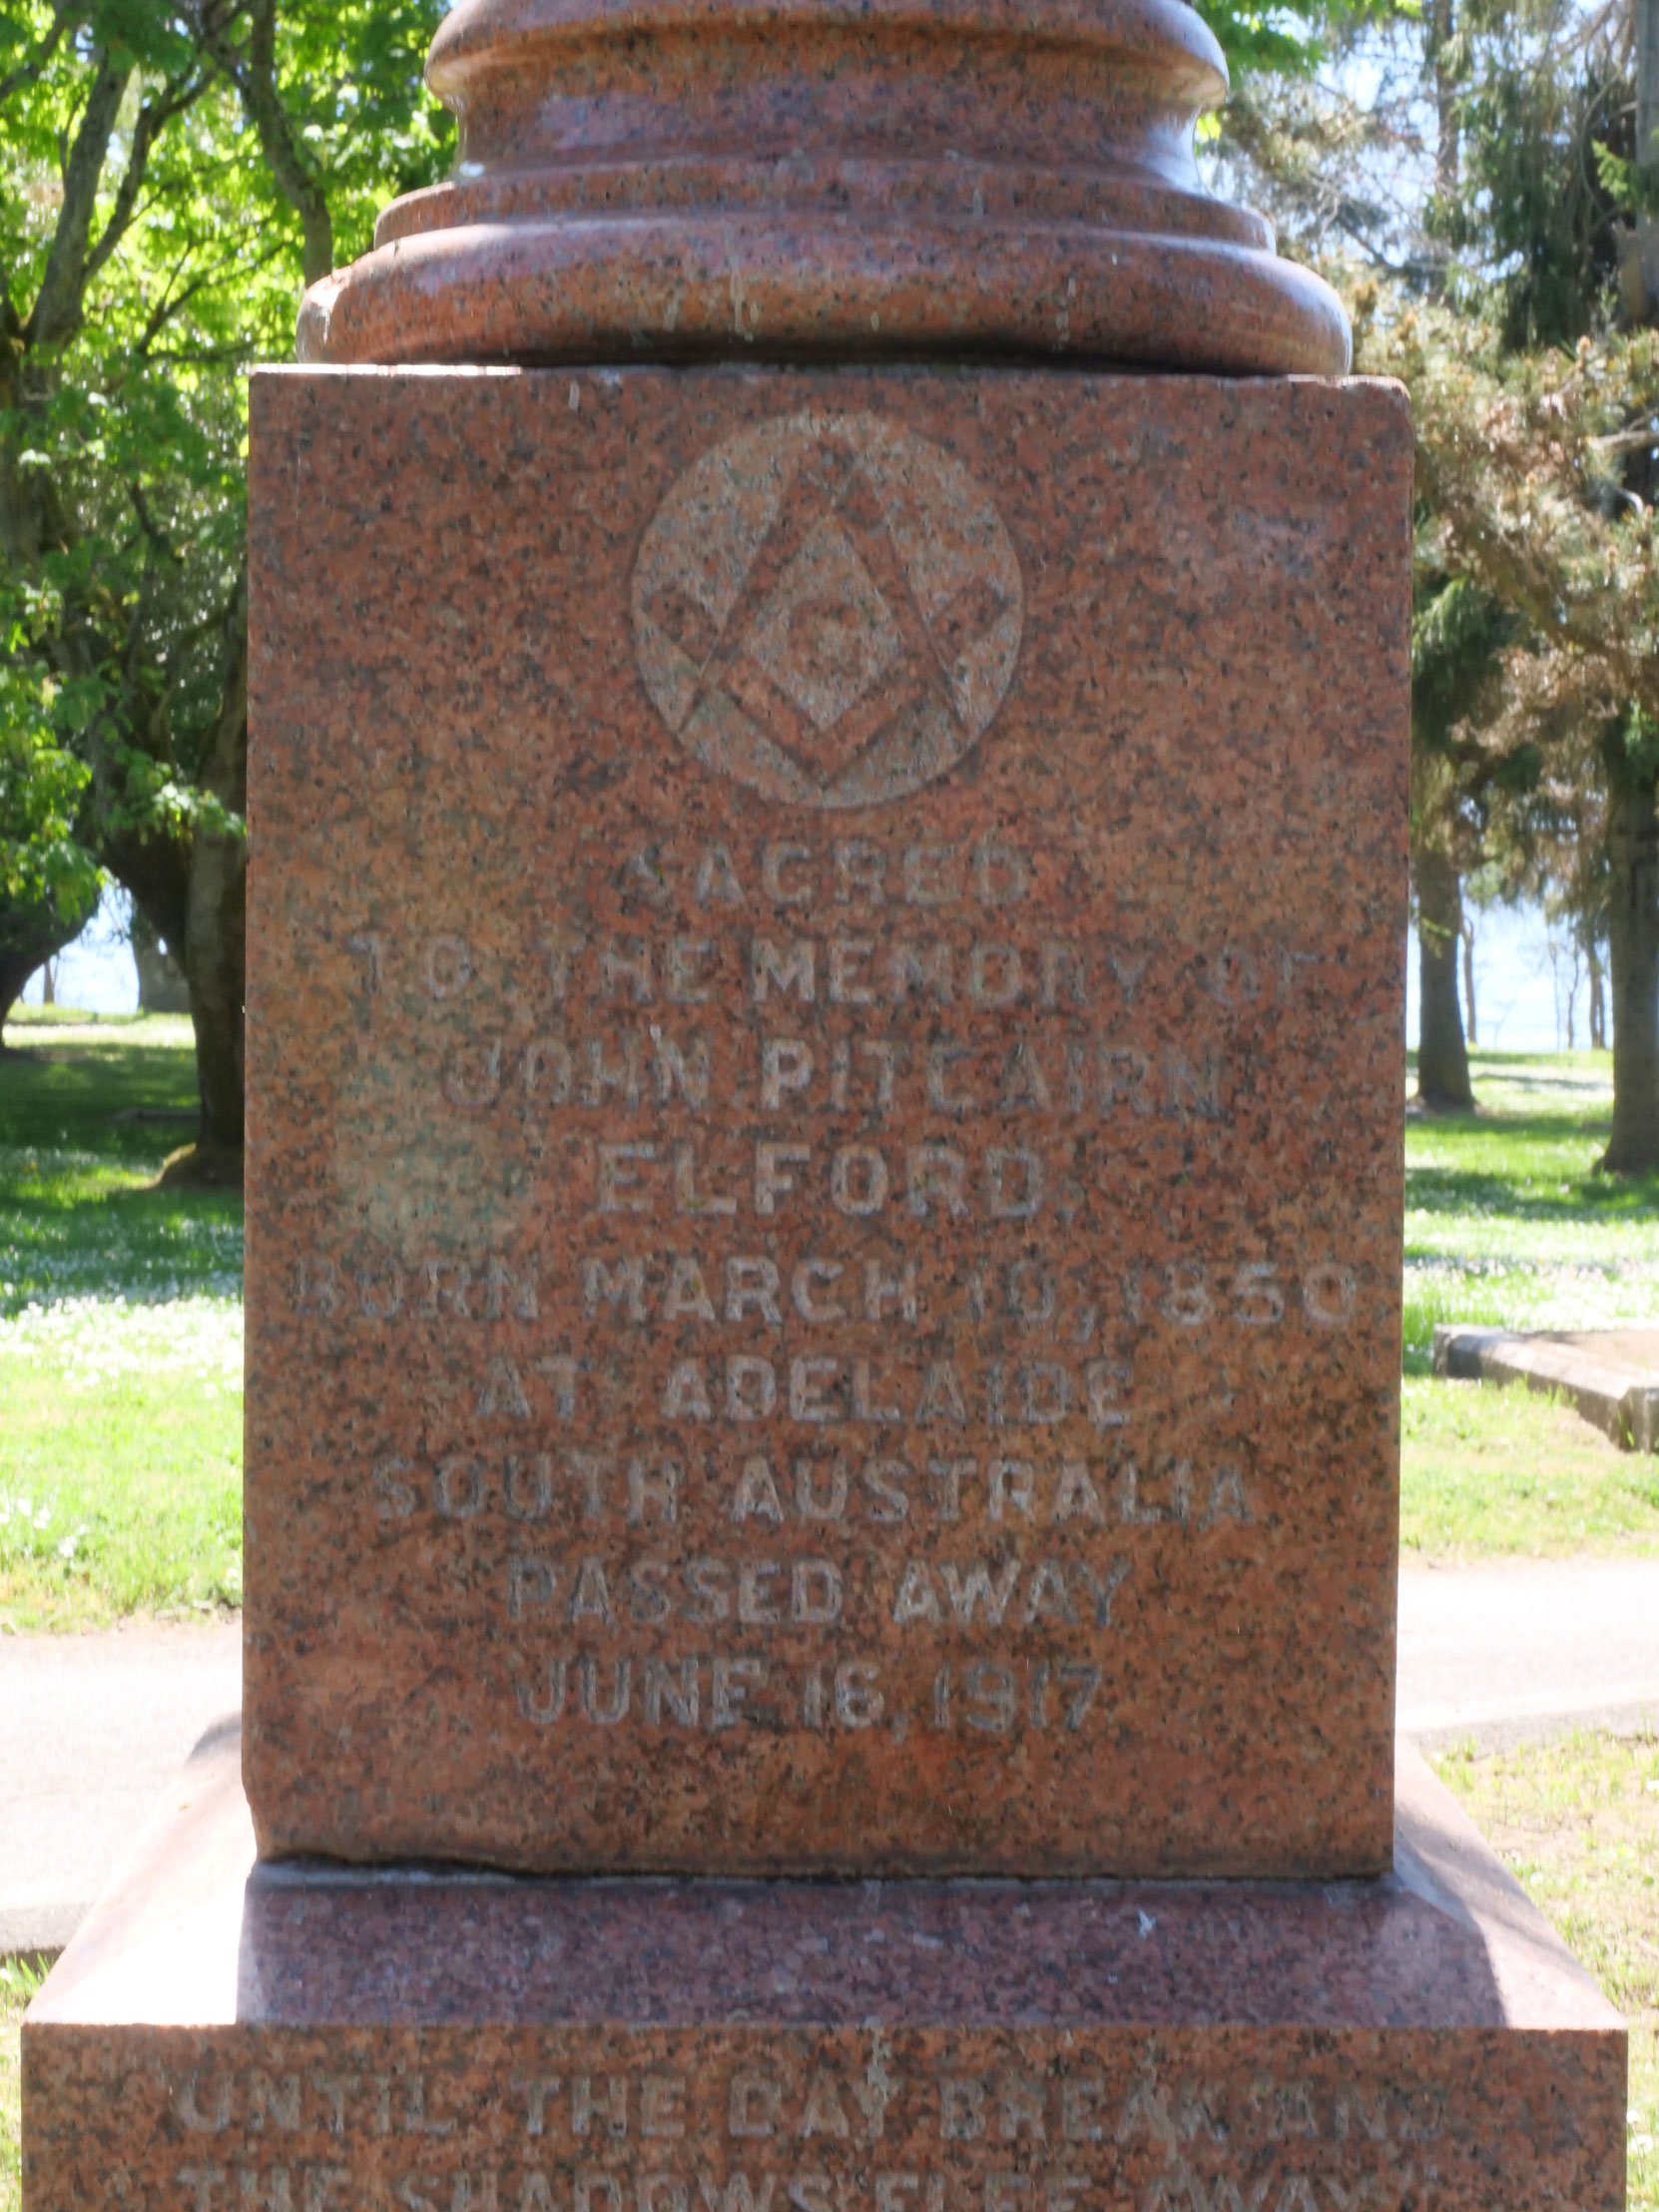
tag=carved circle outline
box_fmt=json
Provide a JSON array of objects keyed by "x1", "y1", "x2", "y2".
[{"x1": 632, "y1": 409, "x2": 1024, "y2": 811}]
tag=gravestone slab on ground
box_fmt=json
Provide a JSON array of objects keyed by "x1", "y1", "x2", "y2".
[
  {"x1": 22, "y1": 0, "x2": 1628, "y2": 2206},
  {"x1": 241, "y1": 365, "x2": 1408, "y2": 1880},
  {"x1": 1435, "y1": 1323, "x2": 1659, "y2": 1449}
]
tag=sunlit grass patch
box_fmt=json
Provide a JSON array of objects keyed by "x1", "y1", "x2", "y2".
[
  {"x1": 1, "y1": 1017, "x2": 244, "y2": 1626},
  {"x1": 0, "y1": 1297, "x2": 243, "y2": 1630},
  {"x1": 1433, "y1": 1731, "x2": 1659, "y2": 2212},
  {"x1": 1401, "y1": 1376, "x2": 1659, "y2": 1556},
  {"x1": 0, "y1": 1174, "x2": 243, "y2": 1316},
  {"x1": 1, "y1": 1013, "x2": 239, "y2": 1318},
  {"x1": 1402, "y1": 1049, "x2": 1659, "y2": 1369}
]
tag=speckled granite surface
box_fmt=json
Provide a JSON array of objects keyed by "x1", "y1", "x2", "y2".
[
  {"x1": 242, "y1": 365, "x2": 1409, "y2": 1880},
  {"x1": 22, "y1": 1727, "x2": 1626, "y2": 2212},
  {"x1": 295, "y1": 0, "x2": 1351, "y2": 374},
  {"x1": 17, "y1": 12, "x2": 1629, "y2": 2197}
]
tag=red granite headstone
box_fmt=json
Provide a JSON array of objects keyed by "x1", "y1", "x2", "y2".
[
  {"x1": 20, "y1": 3, "x2": 1627, "y2": 2208},
  {"x1": 240, "y1": 363, "x2": 1408, "y2": 1879}
]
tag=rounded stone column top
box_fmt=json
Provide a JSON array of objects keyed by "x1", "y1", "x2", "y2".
[{"x1": 297, "y1": 0, "x2": 1350, "y2": 374}]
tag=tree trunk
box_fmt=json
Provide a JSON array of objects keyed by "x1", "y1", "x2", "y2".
[
  {"x1": 1588, "y1": 936, "x2": 1608, "y2": 1050},
  {"x1": 98, "y1": 581, "x2": 247, "y2": 1178},
  {"x1": 132, "y1": 907, "x2": 192, "y2": 1012},
  {"x1": 41, "y1": 957, "x2": 56, "y2": 1006},
  {"x1": 1631, "y1": 0, "x2": 1659, "y2": 319},
  {"x1": 0, "y1": 961, "x2": 36, "y2": 1036},
  {"x1": 1601, "y1": 731, "x2": 1659, "y2": 1170},
  {"x1": 0, "y1": 887, "x2": 96, "y2": 1040},
  {"x1": 1415, "y1": 846, "x2": 1474, "y2": 1108},
  {"x1": 1424, "y1": 0, "x2": 1460, "y2": 205},
  {"x1": 182, "y1": 570, "x2": 249, "y2": 1165},
  {"x1": 1460, "y1": 914, "x2": 1477, "y2": 1045},
  {"x1": 185, "y1": 827, "x2": 247, "y2": 1158}
]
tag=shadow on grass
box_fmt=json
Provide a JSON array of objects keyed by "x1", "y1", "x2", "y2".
[
  {"x1": 1406, "y1": 1153, "x2": 1658, "y2": 1214},
  {"x1": 0, "y1": 1021, "x2": 242, "y2": 1313},
  {"x1": 1404, "y1": 1094, "x2": 1659, "y2": 1224},
  {"x1": 0, "y1": 1035, "x2": 201, "y2": 1166}
]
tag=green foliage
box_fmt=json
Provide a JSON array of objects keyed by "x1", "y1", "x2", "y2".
[
  {"x1": 1438, "y1": 45, "x2": 1626, "y2": 350},
  {"x1": 1195, "y1": 0, "x2": 1328, "y2": 78},
  {"x1": 1592, "y1": 137, "x2": 1659, "y2": 220},
  {"x1": 0, "y1": 0, "x2": 453, "y2": 1041},
  {"x1": 1411, "y1": 573, "x2": 1508, "y2": 753},
  {"x1": 1230, "y1": 0, "x2": 1654, "y2": 1056},
  {"x1": 0, "y1": 723, "x2": 95, "y2": 922},
  {"x1": 1611, "y1": 701, "x2": 1659, "y2": 790}
]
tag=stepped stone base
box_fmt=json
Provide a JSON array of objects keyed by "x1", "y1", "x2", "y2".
[{"x1": 23, "y1": 1725, "x2": 1625, "y2": 2212}]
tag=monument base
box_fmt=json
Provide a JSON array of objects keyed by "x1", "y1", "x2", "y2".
[{"x1": 23, "y1": 1727, "x2": 1624, "y2": 2212}]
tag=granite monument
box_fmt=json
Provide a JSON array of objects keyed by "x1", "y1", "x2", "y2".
[{"x1": 22, "y1": 1, "x2": 1627, "y2": 2207}]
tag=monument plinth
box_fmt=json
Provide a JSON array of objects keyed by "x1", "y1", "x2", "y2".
[
  {"x1": 23, "y1": 1727, "x2": 1629, "y2": 2212},
  {"x1": 22, "y1": 2, "x2": 1627, "y2": 2208},
  {"x1": 240, "y1": 364, "x2": 1406, "y2": 1879}
]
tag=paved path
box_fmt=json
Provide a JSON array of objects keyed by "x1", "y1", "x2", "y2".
[
  {"x1": 1396, "y1": 1555, "x2": 1659, "y2": 1750},
  {"x1": 0, "y1": 1618, "x2": 240, "y2": 1954},
  {"x1": 1, "y1": 1560, "x2": 1656, "y2": 1955}
]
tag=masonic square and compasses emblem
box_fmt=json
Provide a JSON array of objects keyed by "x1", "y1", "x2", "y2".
[{"x1": 632, "y1": 410, "x2": 1024, "y2": 810}]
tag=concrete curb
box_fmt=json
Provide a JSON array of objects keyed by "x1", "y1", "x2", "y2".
[{"x1": 1433, "y1": 1325, "x2": 1659, "y2": 1449}]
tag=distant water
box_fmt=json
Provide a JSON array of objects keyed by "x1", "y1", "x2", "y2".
[
  {"x1": 17, "y1": 885, "x2": 1595, "y2": 1057},
  {"x1": 1405, "y1": 902, "x2": 1602, "y2": 1055},
  {"x1": 18, "y1": 886, "x2": 140, "y2": 1016}
]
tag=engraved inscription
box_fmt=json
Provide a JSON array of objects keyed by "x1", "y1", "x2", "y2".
[
  {"x1": 306, "y1": 820, "x2": 1378, "y2": 1750},
  {"x1": 308, "y1": 807, "x2": 1389, "y2": 1772},
  {"x1": 154, "y1": 2045, "x2": 1472, "y2": 2212}
]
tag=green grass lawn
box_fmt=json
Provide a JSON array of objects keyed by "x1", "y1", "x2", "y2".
[
  {"x1": 1434, "y1": 1731, "x2": 1659, "y2": 2212},
  {"x1": 1404, "y1": 1050, "x2": 1659, "y2": 1366},
  {"x1": 1402, "y1": 1374, "x2": 1659, "y2": 1555},
  {"x1": 0, "y1": 1010, "x2": 242, "y2": 1628},
  {"x1": 1396, "y1": 1047, "x2": 1659, "y2": 1556},
  {"x1": 0, "y1": 1010, "x2": 239, "y2": 1314}
]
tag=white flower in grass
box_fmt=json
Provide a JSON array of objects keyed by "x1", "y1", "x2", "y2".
[{"x1": 0, "y1": 1494, "x2": 55, "y2": 1534}]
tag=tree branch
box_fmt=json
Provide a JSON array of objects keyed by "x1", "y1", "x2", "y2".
[
  {"x1": 128, "y1": 480, "x2": 182, "y2": 565},
  {"x1": 82, "y1": 70, "x2": 211, "y2": 293},
  {"x1": 200, "y1": 0, "x2": 332, "y2": 285},
  {"x1": 131, "y1": 235, "x2": 289, "y2": 358},
  {"x1": 24, "y1": 48, "x2": 132, "y2": 349}
]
